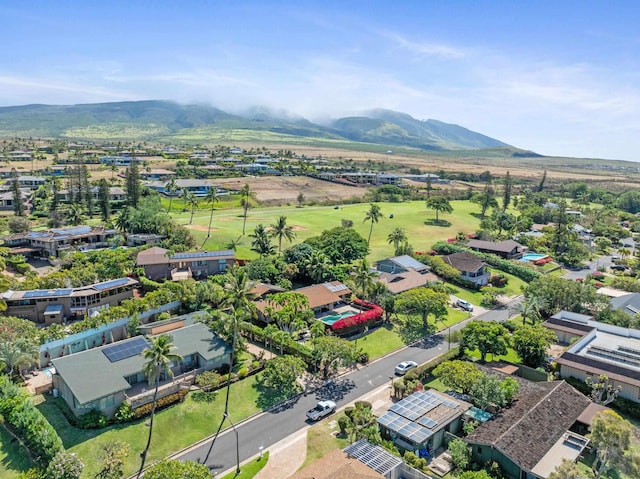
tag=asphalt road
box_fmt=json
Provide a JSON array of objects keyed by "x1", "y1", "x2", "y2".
[{"x1": 175, "y1": 298, "x2": 523, "y2": 474}]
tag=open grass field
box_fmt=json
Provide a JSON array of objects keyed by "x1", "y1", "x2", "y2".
[{"x1": 173, "y1": 199, "x2": 483, "y2": 260}]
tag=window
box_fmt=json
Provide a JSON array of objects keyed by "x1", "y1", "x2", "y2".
[{"x1": 220, "y1": 259, "x2": 227, "y2": 272}]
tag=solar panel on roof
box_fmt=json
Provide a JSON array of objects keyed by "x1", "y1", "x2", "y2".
[
  {"x1": 417, "y1": 417, "x2": 438, "y2": 428},
  {"x1": 52, "y1": 225, "x2": 92, "y2": 236},
  {"x1": 93, "y1": 278, "x2": 129, "y2": 291},
  {"x1": 343, "y1": 440, "x2": 402, "y2": 476},
  {"x1": 23, "y1": 289, "x2": 73, "y2": 299},
  {"x1": 170, "y1": 250, "x2": 233, "y2": 260},
  {"x1": 324, "y1": 283, "x2": 348, "y2": 293},
  {"x1": 103, "y1": 337, "x2": 149, "y2": 363}
]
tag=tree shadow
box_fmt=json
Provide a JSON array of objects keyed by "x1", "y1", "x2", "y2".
[
  {"x1": 423, "y1": 219, "x2": 452, "y2": 227},
  {"x1": 315, "y1": 378, "x2": 356, "y2": 402},
  {"x1": 469, "y1": 213, "x2": 484, "y2": 220},
  {"x1": 396, "y1": 317, "x2": 434, "y2": 344}
]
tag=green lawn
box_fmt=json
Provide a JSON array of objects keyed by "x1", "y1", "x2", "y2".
[
  {"x1": 35, "y1": 374, "x2": 266, "y2": 479},
  {"x1": 168, "y1": 199, "x2": 483, "y2": 260},
  {"x1": 0, "y1": 426, "x2": 33, "y2": 479},
  {"x1": 219, "y1": 452, "x2": 269, "y2": 479},
  {"x1": 422, "y1": 375, "x2": 449, "y2": 393},
  {"x1": 354, "y1": 324, "x2": 405, "y2": 360},
  {"x1": 301, "y1": 415, "x2": 350, "y2": 469},
  {"x1": 466, "y1": 347, "x2": 521, "y2": 364}
]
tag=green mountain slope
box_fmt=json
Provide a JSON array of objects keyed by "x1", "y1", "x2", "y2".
[{"x1": 0, "y1": 100, "x2": 510, "y2": 151}]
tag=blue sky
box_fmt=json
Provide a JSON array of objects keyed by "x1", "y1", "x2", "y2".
[{"x1": 1, "y1": 1, "x2": 639, "y2": 161}]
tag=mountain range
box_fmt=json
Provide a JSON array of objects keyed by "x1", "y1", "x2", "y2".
[{"x1": 0, "y1": 100, "x2": 513, "y2": 152}]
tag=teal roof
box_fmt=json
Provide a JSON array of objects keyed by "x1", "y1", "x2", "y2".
[{"x1": 52, "y1": 323, "x2": 230, "y2": 405}]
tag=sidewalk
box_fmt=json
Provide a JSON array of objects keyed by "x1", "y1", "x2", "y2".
[{"x1": 251, "y1": 382, "x2": 395, "y2": 479}]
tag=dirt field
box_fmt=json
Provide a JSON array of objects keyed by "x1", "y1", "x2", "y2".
[{"x1": 209, "y1": 176, "x2": 368, "y2": 204}]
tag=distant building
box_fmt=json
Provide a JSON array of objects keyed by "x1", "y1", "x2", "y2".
[
  {"x1": 135, "y1": 247, "x2": 235, "y2": 281},
  {"x1": 466, "y1": 239, "x2": 526, "y2": 260},
  {"x1": 2, "y1": 225, "x2": 118, "y2": 258},
  {"x1": 2, "y1": 277, "x2": 138, "y2": 324},
  {"x1": 443, "y1": 251, "x2": 490, "y2": 286}
]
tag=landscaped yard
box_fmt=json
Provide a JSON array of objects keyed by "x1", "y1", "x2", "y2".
[
  {"x1": 300, "y1": 415, "x2": 349, "y2": 469},
  {"x1": 465, "y1": 347, "x2": 522, "y2": 364},
  {"x1": 0, "y1": 426, "x2": 33, "y2": 479},
  {"x1": 34, "y1": 374, "x2": 267, "y2": 479}
]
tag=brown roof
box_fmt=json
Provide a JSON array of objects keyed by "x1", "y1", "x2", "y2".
[
  {"x1": 576, "y1": 402, "x2": 611, "y2": 426},
  {"x1": 288, "y1": 448, "x2": 384, "y2": 479},
  {"x1": 135, "y1": 246, "x2": 169, "y2": 266},
  {"x1": 542, "y1": 317, "x2": 594, "y2": 337},
  {"x1": 556, "y1": 352, "x2": 640, "y2": 387},
  {"x1": 466, "y1": 380, "x2": 591, "y2": 472},
  {"x1": 295, "y1": 281, "x2": 351, "y2": 309},
  {"x1": 249, "y1": 283, "x2": 286, "y2": 298},
  {"x1": 378, "y1": 270, "x2": 438, "y2": 295},
  {"x1": 466, "y1": 239, "x2": 524, "y2": 254},
  {"x1": 443, "y1": 251, "x2": 486, "y2": 273}
]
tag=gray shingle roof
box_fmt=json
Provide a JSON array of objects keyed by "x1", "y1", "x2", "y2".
[{"x1": 443, "y1": 251, "x2": 486, "y2": 273}]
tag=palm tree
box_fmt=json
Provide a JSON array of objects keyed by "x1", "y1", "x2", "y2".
[
  {"x1": 165, "y1": 177, "x2": 177, "y2": 213},
  {"x1": 114, "y1": 209, "x2": 130, "y2": 234},
  {"x1": 270, "y1": 216, "x2": 296, "y2": 253},
  {"x1": 518, "y1": 297, "x2": 546, "y2": 325},
  {"x1": 66, "y1": 203, "x2": 84, "y2": 226},
  {"x1": 363, "y1": 204, "x2": 383, "y2": 245},
  {"x1": 0, "y1": 339, "x2": 38, "y2": 378},
  {"x1": 306, "y1": 251, "x2": 331, "y2": 283},
  {"x1": 250, "y1": 224, "x2": 275, "y2": 257},
  {"x1": 240, "y1": 184, "x2": 252, "y2": 235},
  {"x1": 136, "y1": 335, "x2": 182, "y2": 479},
  {"x1": 387, "y1": 228, "x2": 407, "y2": 255},
  {"x1": 354, "y1": 259, "x2": 376, "y2": 302},
  {"x1": 204, "y1": 187, "x2": 219, "y2": 245},
  {"x1": 186, "y1": 191, "x2": 198, "y2": 224}
]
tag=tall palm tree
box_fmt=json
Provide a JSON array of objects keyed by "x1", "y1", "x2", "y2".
[
  {"x1": 270, "y1": 216, "x2": 296, "y2": 253},
  {"x1": 186, "y1": 191, "x2": 198, "y2": 224},
  {"x1": 250, "y1": 224, "x2": 275, "y2": 257},
  {"x1": 165, "y1": 177, "x2": 177, "y2": 213},
  {"x1": 387, "y1": 228, "x2": 407, "y2": 255},
  {"x1": 240, "y1": 184, "x2": 252, "y2": 235},
  {"x1": 204, "y1": 186, "x2": 219, "y2": 245},
  {"x1": 305, "y1": 251, "x2": 331, "y2": 283},
  {"x1": 136, "y1": 335, "x2": 182, "y2": 479},
  {"x1": 114, "y1": 209, "x2": 130, "y2": 234},
  {"x1": 354, "y1": 259, "x2": 375, "y2": 302},
  {"x1": 363, "y1": 204, "x2": 383, "y2": 246},
  {"x1": 518, "y1": 297, "x2": 546, "y2": 325},
  {"x1": 66, "y1": 203, "x2": 84, "y2": 226}
]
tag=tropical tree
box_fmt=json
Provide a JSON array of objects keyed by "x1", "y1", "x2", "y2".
[
  {"x1": 395, "y1": 288, "x2": 449, "y2": 328},
  {"x1": 95, "y1": 440, "x2": 130, "y2": 479},
  {"x1": 353, "y1": 259, "x2": 376, "y2": 302},
  {"x1": 312, "y1": 335, "x2": 358, "y2": 378},
  {"x1": 591, "y1": 410, "x2": 640, "y2": 479},
  {"x1": 204, "y1": 186, "x2": 219, "y2": 245},
  {"x1": 136, "y1": 335, "x2": 183, "y2": 478},
  {"x1": 387, "y1": 227, "x2": 408, "y2": 255},
  {"x1": 265, "y1": 292, "x2": 313, "y2": 334},
  {"x1": 114, "y1": 209, "x2": 130, "y2": 234},
  {"x1": 305, "y1": 251, "x2": 332, "y2": 283},
  {"x1": 0, "y1": 339, "x2": 39, "y2": 378},
  {"x1": 548, "y1": 459, "x2": 593, "y2": 479},
  {"x1": 517, "y1": 296, "x2": 546, "y2": 325},
  {"x1": 471, "y1": 190, "x2": 499, "y2": 218},
  {"x1": 240, "y1": 183, "x2": 252, "y2": 235},
  {"x1": 345, "y1": 402, "x2": 381, "y2": 444},
  {"x1": 461, "y1": 321, "x2": 509, "y2": 362},
  {"x1": 502, "y1": 171, "x2": 513, "y2": 211},
  {"x1": 46, "y1": 451, "x2": 84, "y2": 479},
  {"x1": 433, "y1": 360, "x2": 484, "y2": 394},
  {"x1": 186, "y1": 191, "x2": 198, "y2": 224},
  {"x1": 512, "y1": 324, "x2": 556, "y2": 367},
  {"x1": 66, "y1": 203, "x2": 84, "y2": 226},
  {"x1": 425, "y1": 196, "x2": 453, "y2": 223},
  {"x1": 363, "y1": 203, "x2": 383, "y2": 245},
  {"x1": 270, "y1": 216, "x2": 296, "y2": 253},
  {"x1": 448, "y1": 438, "x2": 471, "y2": 471},
  {"x1": 250, "y1": 224, "x2": 275, "y2": 257},
  {"x1": 262, "y1": 354, "x2": 306, "y2": 399},
  {"x1": 165, "y1": 177, "x2": 177, "y2": 213}
]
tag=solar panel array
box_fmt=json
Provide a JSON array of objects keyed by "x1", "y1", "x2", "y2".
[
  {"x1": 51, "y1": 226, "x2": 93, "y2": 236},
  {"x1": 343, "y1": 439, "x2": 402, "y2": 476},
  {"x1": 170, "y1": 250, "x2": 233, "y2": 260},
  {"x1": 378, "y1": 413, "x2": 432, "y2": 443},
  {"x1": 102, "y1": 337, "x2": 149, "y2": 363},
  {"x1": 325, "y1": 282, "x2": 348, "y2": 293},
  {"x1": 26, "y1": 231, "x2": 52, "y2": 239},
  {"x1": 93, "y1": 278, "x2": 129, "y2": 291},
  {"x1": 588, "y1": 345, "x2": 640, "y2": 368},
  {"x1": 23, "y1": 289, "x2": 73, "y2": 299}
]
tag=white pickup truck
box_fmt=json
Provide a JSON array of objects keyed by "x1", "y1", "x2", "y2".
[{"x1": 306, "y1": 400, "x2": 336, "y2": 421}]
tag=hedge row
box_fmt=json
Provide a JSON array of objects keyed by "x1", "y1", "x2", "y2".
[
  {"x1": 429, "y1": 242, "x2": 542, "y2": 282},
  {"x1": 331, "y1": 299, "x2": 384, "y2": 333},
  {"x1": 132, "y1": 388, "x2": 189, "y2": 419},
  {"x1": 0, "y1": 376, "x2": 64, "y2": 467},
  {"x1": 242, "y1": 323, "x2": 315, "y2": 366}
]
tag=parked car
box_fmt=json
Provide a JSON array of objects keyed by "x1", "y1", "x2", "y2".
[
  {"x1": 456, "y1": 299, "x2": 474, "y2": 312},
  {"x1": 611, "y1": 264, "x2": 627, "y2": 271},
  {"x1": 306, "y1": 400, "x2": 336, "y2": 421},
  {"x1": 395, "y1": 360, "x2": 418, "y2": 375}
]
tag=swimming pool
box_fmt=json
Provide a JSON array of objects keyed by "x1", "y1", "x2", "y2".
[
  {"x1": 42, "y1": 366, "x2": 56, "y2": 378},
  {"x1": 319, "y1": 311, "x2": 357, "y2": 325},
  {"x1": 520, "y1": 253, "x2": 548, "y2": 262}
]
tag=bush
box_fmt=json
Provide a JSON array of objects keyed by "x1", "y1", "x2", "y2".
[
  {"x1": 354, "y1": 401, "x2": 372, "y2": 410},
  {"x1": 337, "y1": 415, "x2": 350, "y2": 435},
  {"x1": 113, "y1": 402, "x2": 134, "y2": 423},
  {"x1": 77, "y1": 409, "x2": 108, "y2": 429},
  {"x1": 195, "y1": 370, "x2": 222, "y2": 391},
  {"x1": 0, "y1": 376, "x2": 64, "y2": 467},
  {"x1": 238, "y1": 367, "x2": 248, "y2": 379},
  {"x1": 132, "y1": 389, "x2": 188, "y2": 419}
]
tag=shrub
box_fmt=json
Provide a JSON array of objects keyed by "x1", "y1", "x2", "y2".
[
  {"x1": 77, "y1": 409, "x2": 108, "y2": 429},
  {"x1": 132, "y1": 389, "x2": 188, "y2": 419},
  {"x1": 354, "y1": 401, "x2": 372, "y2": 410},
  {"x1": 238, "y1": 367, "x2": 248, "y2": 379},
  {"x1": 344, "y1": 406, "x2": 355, "y2": 419},
  {"x1": 113, "y1": 402, "x2": 134, "y2": 423},
  {"x1": 337, "y1": 416, "x2": 350, "y2": 434},
  {"x1": 195, "y1": 370, "x2": 222, "y2": 391},
  {"x1": 0, "y1": 376, "x2": 63, "y2": 467},
  {"x1": 489, "y1": 274, "x2": 508, "y2": 287},
  {"x1": 331, "y1": 299, "x2": 383, "y2": 333}
]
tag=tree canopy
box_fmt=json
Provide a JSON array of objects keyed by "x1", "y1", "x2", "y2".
[
  {"x1": 512, "y1": 324, "x2": 556, "y2": 367},
  {"x1": 304, "y1": 227, "x2": 369, "y2": 264},
  {"x1": 461, "y1": 321, "x2": 509, "y2": 362}
]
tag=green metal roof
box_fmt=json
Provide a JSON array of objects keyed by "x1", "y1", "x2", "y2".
[{"x1": 52, "y1": 323, "x2": 230, "y2": 405}]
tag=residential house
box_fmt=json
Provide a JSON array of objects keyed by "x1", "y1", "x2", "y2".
[
  {"x1": 2, "y1": 277, "x2": 138, "y2": 324},
  {"x1": 254, "y1": 281, "x2": 352, "y2": 318},
  {"x1": 0, "y1": 190, "x2": 29, "y2": 211},
  {"x1": 378, "y1": 389, "x2": 471, "y2": 455},
  {"x1": 2, "y1": 225, "x2": 119, "y2": 258},
  {"x1": 543, "y1": 311, "x2": 640, "y2": 403},
  {"x1": 99, "y1": 156, "x2": 143, "y2": 166},
  {"x1": 443, "y1": 251, "x2": 490, "y2": 286},
  {"x1": 374, "y1": 255, "x2": 437, "y2": 295},
  {"x1": 465, "y1": 379, "x2": 594, "y2": 479},
  {"x1": 288, "y1": 447, "x2": 386, "y2": 479},
  {"x1": 11, "y1": 175, "x2": 46, "y2": 190},
  {"x1": 51, "y1": 322, "x2": 231, "y2": 418},
  {"x1": 139, "y1": 168, "x2": 176, "y2": 181},
  {"x1": 57, "y1": 186, "x2": 127, "y2": 203},
  {"x1": 125, "y1": 233, "x2": 165, "y2": 247},
  {"x1": 135, "y1": 247, "x2": 235, "y2": 281},
  {"x1": 611, "y1": 293, "x2": 640, "y2": 318},
  {"x1": 144, "y1": 179, "x2": 216, "y2": 197},
  {"x1": 466, "y1": 239, "x2": 526, "y2": 260}
]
